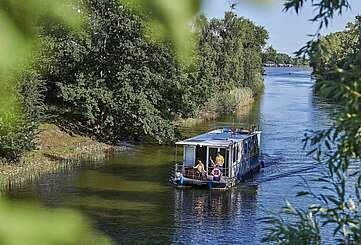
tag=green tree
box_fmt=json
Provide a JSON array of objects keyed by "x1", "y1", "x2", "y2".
[
  {"x1": 309, "y1": 17, "x2": 360, "y2": 84},
  {"x1": 262, "y1": 46, "x2": 305, "y2": 65},
  {"x1": 191, "y1": 12, "x2": 268, "y2": 100},
  {"x1": 37, "y1": 6, "x2": 268, "y2": 145},
  {"x1": 41, "y1": 0, "x2": 188, "y2": 143},
  {"x1": 262, "y1": 46, "x2": 278, "y2": 63}
]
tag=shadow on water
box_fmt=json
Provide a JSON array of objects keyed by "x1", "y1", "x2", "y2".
[{"x1": 5, "y1": 67, "x2": 335, "y2": 245}]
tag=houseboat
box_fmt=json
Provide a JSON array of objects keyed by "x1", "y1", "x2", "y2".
[{"x1": 172, "y1": 127, "x2": 262, "y2": 189}]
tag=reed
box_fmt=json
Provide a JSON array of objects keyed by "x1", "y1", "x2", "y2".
[
  {"x1": 178, "y1": 87, "x2": 255, "y2": 127},
  {"x1": 0, "y1": 123, "x2": 124, "y2": 192}
]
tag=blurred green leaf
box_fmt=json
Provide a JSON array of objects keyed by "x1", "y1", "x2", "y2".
[
  {"x1": 0, "y1": 198, "x2": 111, "y2": 245},
  {"x1": 123, "y1": 0, "x2": 200, "y2": 62},
  {"x1": 0, "y1": 0, "x2": 82, "y2": 117}
]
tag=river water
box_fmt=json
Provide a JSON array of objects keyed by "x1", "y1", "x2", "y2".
[{"x1": 6, "y1": 68, "x2": 334, "y2": 244}]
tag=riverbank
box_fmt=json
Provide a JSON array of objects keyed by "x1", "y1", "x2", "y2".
[
  {"x1": 0, "y1": 124, "x2": 117, "y2": 190},
  {"x1": 0, "y1": 87, "x2": 256, "y2": 190}
]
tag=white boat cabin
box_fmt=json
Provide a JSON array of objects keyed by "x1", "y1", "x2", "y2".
[{"x1": 175, "y1": 128, "x2": 261, "y2": 180}]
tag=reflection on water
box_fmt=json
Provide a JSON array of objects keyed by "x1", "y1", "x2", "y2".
[
  {"x1": 6, "y1": 67, "x2": 334, "y2": 244},
  {"x1": 173, "y1": 186, "x2": 258, "y2": 244}
]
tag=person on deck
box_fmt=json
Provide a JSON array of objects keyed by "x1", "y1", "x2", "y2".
[
  {"x1": 193, "y1": 160, "x2": 206, "y2": 179},
  {"x1": 210, "y1": 152, "x2": 224, "y2": 167}
]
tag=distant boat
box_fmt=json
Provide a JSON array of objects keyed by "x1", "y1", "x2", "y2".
[{"x1": 171, "y1": 127, "x2": 262, "y2": 189}]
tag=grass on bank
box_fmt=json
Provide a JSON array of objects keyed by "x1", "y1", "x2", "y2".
[
  {"x1": 178, "y1": 87, "x2": 255, "y2": 127},
  {"x1": 0, "y1": 123, "x2": 114, "y2": 190}
]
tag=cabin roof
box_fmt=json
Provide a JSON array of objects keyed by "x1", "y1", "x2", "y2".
[{"x1": 176, "y1": 128, "x2": 260, "y2": 147}]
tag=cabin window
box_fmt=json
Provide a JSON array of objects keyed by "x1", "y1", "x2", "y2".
[
  {"x1": 254, "y1": 136, "x2": 259, "y2": 155},
  {"x1": 249, "y1": 140, "x2": 253, "y2": 156},
  {"x1": 249, "y1": 135, "x2": 259, "y2": 157},
  {"x1": 208, "y1": 148, "x2": 219, "y2": 164},
  {"x1": 244, "y1": 142, "x2": 248, "y2": 155},
  {"x1": 195, "y1": 145, "x2": 207, "y2": 166},
  {"x1": 233, "y1": 145, "x2": 237, "y2": 163},
  {"x1": 223, "y1": 148, "x2": 229, "y2": 176},
  {"x1": 219, "y1": 148, "x2": 227, "y2": 166},
  {"x1": 184, "y1": 146, "x2": 195, "y2": 166},
  {"x1": 236, "y1": 144, "x2": 240, "y2": 161}
]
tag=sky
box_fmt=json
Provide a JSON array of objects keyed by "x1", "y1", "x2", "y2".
[{"x1": 202, "y1": 0, "x2": 361, "y2": 55}]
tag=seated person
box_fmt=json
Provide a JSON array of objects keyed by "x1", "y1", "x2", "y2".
[
  {"x1": 193, "y1": 160, "x2": 206, "y2": 179},
  {"x1": 210, "y1": 152, "x2": 225, "y2": 168},
  {"x1": 211, "y1": 165, "x2": 222, "y2": 181}
]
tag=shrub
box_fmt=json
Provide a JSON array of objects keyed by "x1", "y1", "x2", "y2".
[
  {"x1": 192, "y1": 87, "x2": 254, "y2": 120},
  {"x1": 0, "y1": 72, "x2": 45, "y2": 161}
]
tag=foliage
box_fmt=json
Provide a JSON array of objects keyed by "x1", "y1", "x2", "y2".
[
  {"x1": 184, "y1": 12, "x2": 268, "y2": 119},
  {"x1": 263, "y1": 84, "x2": 361, "y2": 243},
  {"x1": 40, "y1": 0, "x2": 191, "y2": 143},
  {"x1": 195, "y1": 87, "x2": 254, "y2": 119},
  {"x1": 309, "y1": 17, "x2": 360, "y2": 86},
  {"x1": 0, "y1": 1, "x2": 264, "y2": 245},
  {"x1": 0, "y1": 0, "x2": 269, "y2": 153},
  {"x1": 0, "y1": 0, "x2": 204, "y2": 153},
  {"x1": 0, "y1": 1, "x2": 200, "y2": 245},
  {"x1": 0, "y1": 198, "x2": 111, "y2": 245},
  {"x1": 37, "y1": 5, "x2": 267, "y2": 144},
  {"x1": 123, "y1": 0, "x2": 201, "y2": 63},
  {"x1": 0, "y1": 0, "x2": 80, "y2": 161},
  {"x1": 0, "y1": 0, "x2": 81, "y2": 119},
  {"x1": 284, "y1": 0, "x2": 351, "y2": 56},
  {"x1": 0, "y1": 72, "x2": 45, "y2": 161},
  {"x1": 284, "y1": 0, "x2": 350, "y2": 31},
  {"x1": 262, "y1": 46, "x2": 309, "y2": 65},
  {"x1": 263, "y1": 200, "x2": 322, "y2": 244},
  {"x1": 0, "y1": 0, "x2": 267, "y2": 242},
  {"x1": 214, "y1": 87, "x2": 254, "y2": 115},
  {"x1": 263, "y1": 2, "x2": 361, "y2": 245},
  {"x1": 191, "y1": 12, "x2": 268, "y2": 100}
]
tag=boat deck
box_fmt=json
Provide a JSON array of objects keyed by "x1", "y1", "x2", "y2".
[{"x1": 174, "y1": 176, "x2": 232, "y2": 189}]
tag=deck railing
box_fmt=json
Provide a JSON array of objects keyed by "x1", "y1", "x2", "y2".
[
  {"x1": 174, "y1": 162, "x2": 184, "y2": 173},
  {"x1": 174, "y1": 162, "x2": 230, "y2": 180},
  {"x1": 207, "y1": 166, "x2": 229, "y2": 177}
]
